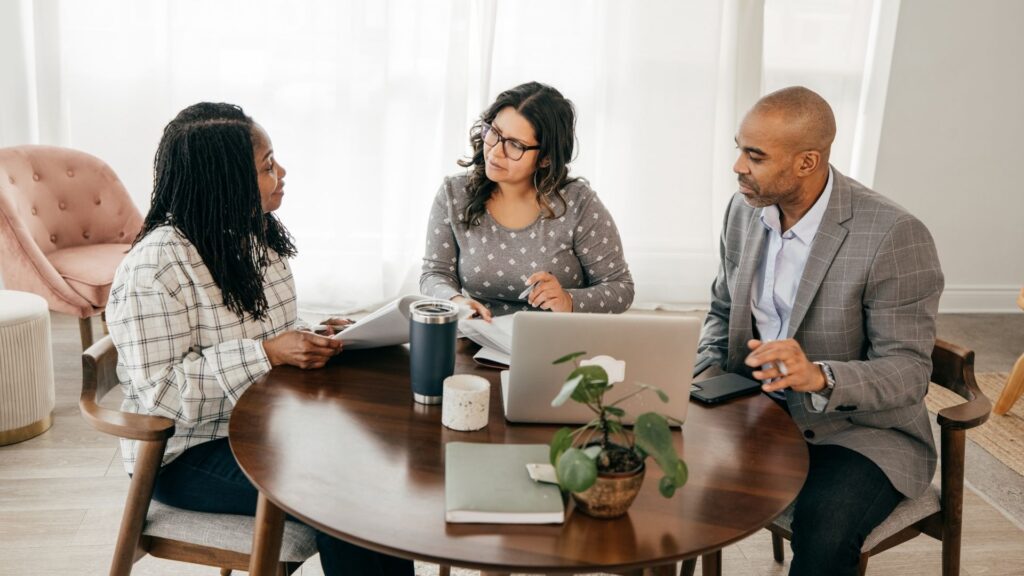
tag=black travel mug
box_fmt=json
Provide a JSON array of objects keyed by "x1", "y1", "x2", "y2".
[{"x1": 409, "y1": 299, "x2": 459, "y2": 404}]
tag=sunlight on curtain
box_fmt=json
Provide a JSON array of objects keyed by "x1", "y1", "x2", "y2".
[
  {"x1": 487, "y1": 1, "x2": 730, "y2": 306},
  {"x1": 762, "y1": 0, "x2": 875, "y2": 175},
  {"x1": 4, "y1": 0, "x2": 882, "y2": 313},
  {"x1": 54, "y1": 0, "x2": 483, "y2": 312}
]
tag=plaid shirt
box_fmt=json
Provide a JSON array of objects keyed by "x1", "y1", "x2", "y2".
[{"x1": 107, "y1": 226, "x2": 300, "y2": 474}]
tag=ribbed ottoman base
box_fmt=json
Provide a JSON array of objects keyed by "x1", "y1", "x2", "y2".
[{"x1": 0, "y1": 412, "x2": 53, "y2": 446}]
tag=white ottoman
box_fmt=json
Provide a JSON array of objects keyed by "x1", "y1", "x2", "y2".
[{"x1": 0, "y1": 290, "x2": 55, "y2": 445}]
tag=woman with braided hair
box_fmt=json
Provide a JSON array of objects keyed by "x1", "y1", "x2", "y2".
[{"x1": 107, "y1": 102, "x2": 413, "y2": 575}]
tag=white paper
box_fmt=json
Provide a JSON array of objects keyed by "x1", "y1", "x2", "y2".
[
  {"x1": 473, "y1": 346, "x2": 510, "y2": 368},
  {"x1": 459, "y1": 314, "x2": 515, "y2": 355},
  {"x1": 331, "y1": 294, "x2": 429, "y2": 349}
]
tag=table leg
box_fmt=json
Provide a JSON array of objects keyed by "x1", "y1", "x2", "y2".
[
  {"x1": 249, "y1": 492, "x2": 286, "y2": 576},
  {"x1": 701, "y1": 550, "x2": 722, "y2": 576}
]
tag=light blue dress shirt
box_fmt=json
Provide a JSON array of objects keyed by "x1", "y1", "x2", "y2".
[{"x1": 751, "y1": 168, "x2": 834, "y2": 409}]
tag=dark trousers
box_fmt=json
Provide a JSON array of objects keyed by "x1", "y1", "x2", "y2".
[
  {"x1": 788, "y1": 443, "x2": 903, "y2": 576},
  {"x1": 152, "y1": 438, "x2": 414, "y2": 576}
]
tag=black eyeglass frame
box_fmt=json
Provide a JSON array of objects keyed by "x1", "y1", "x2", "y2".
[{"x1": 480, "y1": 122, "x2": 541, "y2": 161}]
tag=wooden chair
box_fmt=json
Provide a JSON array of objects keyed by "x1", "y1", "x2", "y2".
[
  {"x1": 764, "y1": 339, "x2": 991, "y2": 576},
  {"x1": 81, "y1": 335, "x2": 317, "y2": 575},
  {"x1": 993, "y1": 287, "x2": 1024, "y2": 415}
]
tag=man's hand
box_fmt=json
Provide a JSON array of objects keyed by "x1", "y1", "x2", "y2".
[
  {"x1": 314, "y1": 317, "x2": 356, "y2": 336},
  {"x1": 263, "y1": 330, "x2": 343, "y2": 369},
  {"x1": 744, "y1": 339, "x2": 826, "y2": 393}
]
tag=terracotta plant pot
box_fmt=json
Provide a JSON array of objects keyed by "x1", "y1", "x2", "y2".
[{"x1": 570, "y1": 461, "x2": 646, "y2": 519}]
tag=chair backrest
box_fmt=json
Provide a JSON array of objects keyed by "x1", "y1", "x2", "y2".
[{"x1": 0, "y1": 145, "x2": 142, "y2": 256}]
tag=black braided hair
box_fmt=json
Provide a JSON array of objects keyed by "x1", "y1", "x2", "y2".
[
  {"x1": 459, "y1": 82, "x2": 579, "y2": 226},
  {"x1": 135, "y1": 102, "x2": 297, "y2": 320}
]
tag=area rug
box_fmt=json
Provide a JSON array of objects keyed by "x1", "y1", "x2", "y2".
[{"x1": 926, "y1": 372, "x2": 1024, "y2": 477}]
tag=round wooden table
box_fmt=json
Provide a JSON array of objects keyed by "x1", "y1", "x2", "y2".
[{"x1": 230, "y1": 341, "x2": 808, "y2": 575}]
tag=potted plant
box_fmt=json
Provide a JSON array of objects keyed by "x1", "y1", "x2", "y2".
[{"x1": 548, "y1": 351, "x2": 687, "y2": 518}]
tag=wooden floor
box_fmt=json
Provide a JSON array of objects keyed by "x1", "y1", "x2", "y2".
[{"x1": 1, "y1": 312, "x2": 1022, "y2": 576}]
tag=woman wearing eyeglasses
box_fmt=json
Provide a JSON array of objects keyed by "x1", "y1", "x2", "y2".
[{"x1": 420, "y1": 82, "x2": 635, "y2": 320}]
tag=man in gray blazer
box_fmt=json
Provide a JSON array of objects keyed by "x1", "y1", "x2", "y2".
[{"x1": 696, "y1": 86, "x2": 943, "y2": 575}]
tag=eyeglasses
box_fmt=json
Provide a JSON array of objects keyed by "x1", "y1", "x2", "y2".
[{"x1": 480, "y1": 122, "x2": 540, "y2": 161}]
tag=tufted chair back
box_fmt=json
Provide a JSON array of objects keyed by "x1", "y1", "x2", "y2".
[{"x1": 0, "y1": 146, "x2": 142, "y2": 346}]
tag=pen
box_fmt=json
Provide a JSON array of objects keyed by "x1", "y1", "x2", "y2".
[{"x1": 517, "y1": 282, "x2": 537, "y2": 300}]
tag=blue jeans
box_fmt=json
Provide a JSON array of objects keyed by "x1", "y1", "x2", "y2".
[
  {"x1": 788, "y1": 443, "x2": 902, "y2": 576},
  {"x1": 151, "y1": 438, "x2": 414, "y2": 576}
]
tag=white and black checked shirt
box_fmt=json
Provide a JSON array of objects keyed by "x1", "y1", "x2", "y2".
[{"x1": 107, "y1": 226, "x2": 300, "y2": 474}]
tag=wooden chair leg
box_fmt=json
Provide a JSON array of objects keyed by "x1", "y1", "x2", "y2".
[
  {"x1": 438, "y1": 565, "x2": 450, "y2": 576},
  {"x1": 79, "y1": 316, "x2": 94, "y2": 349},
  {"x1": 110, "y1": 440, "x2": 165, "y2": 576},
  {"x1": 858, "y1": 552, "x2": 869, "y2": 576},
  {"x1": 771, "y1": 531, "x2": 785, "y2": 563},
  {"x1": 942, "y1": 510, "x2": 963, "y2": 576},
  {"x1": 680, "y1": 558, "x2": 697, "y2": 576},
  {"x1": 993, "y1": 352, "x2": 1024, "y2": 415}
]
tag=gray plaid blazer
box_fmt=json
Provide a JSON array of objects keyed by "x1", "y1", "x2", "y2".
[{"x1": 696, "y1": 168, "x2": 943, "y2": 498}]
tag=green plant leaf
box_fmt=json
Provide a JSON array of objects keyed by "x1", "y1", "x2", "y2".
[
  {"x1": 634, "y1": 413, "x2": 687, "y2": 496},
  {"x1": 551, "y1": 374, "x2": 583, "y2": 407},
  {"x1": 553, "y1": 351, "x2": 586, "y2": 365},
  {"x1": 568, "y1": 365, "x2": 610, "y2": 404},
  {"x1": 556, "y1": 448, "x2": 598, "y2": 493},
  {"x1": 659, "y1": 475, "x2": 678, "y2": 498},
  {"x1": 550, "y1": 427, "x2": 574, "y2": 466},
  {"x1": 606, "y1": 420, "x2": 624, "y2": 435},
  {"x1": 604, "y1": 406, "x2": 625, "y2": 417},
  {"x1": 582, "y1": 445, "x2": 603, "y2": 459}
]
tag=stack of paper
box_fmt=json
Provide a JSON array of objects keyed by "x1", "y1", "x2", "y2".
[
  {"x1": 330, "y1": 294, "x2": 429, "y2": 349},
  {"x1": 445, "y1": 442, "x2": 565, "y2": 524},
  {"x1": 459, "y1": 315, "x2": 515, "y2": 367}
]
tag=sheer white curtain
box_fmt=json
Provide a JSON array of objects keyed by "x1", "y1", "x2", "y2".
[{"x1": 6, "y1": 0, "x2": 888, "y2": 313}]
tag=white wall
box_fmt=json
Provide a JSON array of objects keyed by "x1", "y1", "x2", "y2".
[{"x1": 873, "y1": 0, "x2": 1024, "y2": 312}]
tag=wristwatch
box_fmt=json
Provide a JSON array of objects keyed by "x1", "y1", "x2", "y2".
[{"x1": 813, "y1": 361, "x2": 836, "y2": 395}]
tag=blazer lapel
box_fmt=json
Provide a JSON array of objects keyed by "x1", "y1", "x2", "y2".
[
  {"x1": 727, "y1": 210, "x2": 766, "y2": 371},
  {"x1": 786, "y1": 168, "x2": 852, "y2": 338}
]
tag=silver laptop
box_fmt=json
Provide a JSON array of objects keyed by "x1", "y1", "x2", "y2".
[{"x1": 500, "y1": 312, "x2": 700, "y2": 426}]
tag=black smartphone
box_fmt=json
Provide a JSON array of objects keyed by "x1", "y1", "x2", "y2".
[{"x1": 690, "y1": 373, "x2": 763, "y2": 405}]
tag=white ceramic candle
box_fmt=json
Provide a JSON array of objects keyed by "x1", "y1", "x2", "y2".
[{"x1": 441, "y1": 374, "x2": 490, "y2": 431}]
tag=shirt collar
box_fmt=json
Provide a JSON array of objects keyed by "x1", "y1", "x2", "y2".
[{"x1": 759, "y1": 167, "x2": 834, "y2": 243}]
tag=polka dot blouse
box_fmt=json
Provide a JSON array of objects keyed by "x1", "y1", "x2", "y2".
[{"x1": 420, "y1": 173, "x2": 635, "y2": 316}]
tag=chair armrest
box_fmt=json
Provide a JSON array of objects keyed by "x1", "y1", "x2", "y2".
[
  {"x1": 936, "y1": 396, "x2": 991, "y2": 430},
  {"x1": 80, "y1": 396, "x2": 175, "y2": 442}
]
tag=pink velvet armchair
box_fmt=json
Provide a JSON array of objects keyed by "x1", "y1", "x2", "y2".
[{"x1": 0, "y1": 146, "x2": 142, "y2": 348}]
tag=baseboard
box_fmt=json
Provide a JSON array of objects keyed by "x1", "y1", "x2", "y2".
[{"x1": 940, "y1": 285, "x2": 1022, "y2": 313}]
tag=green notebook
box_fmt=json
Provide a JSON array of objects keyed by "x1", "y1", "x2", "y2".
[{"x1": 445, "y1": 442, "x2": 565, "y2": 524}]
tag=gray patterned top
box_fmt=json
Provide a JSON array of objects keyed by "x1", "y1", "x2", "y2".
[{"x1": 420, "y1": 173, "x2": 634, "y2": 316}]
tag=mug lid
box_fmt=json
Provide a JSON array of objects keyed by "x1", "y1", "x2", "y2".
[{"x1": 410, "y1": 299, "x2": 459, "y2": 323}]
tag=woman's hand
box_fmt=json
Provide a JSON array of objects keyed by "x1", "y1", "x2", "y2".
[
  {"x1": 452, "y1": 295, "x2": 492, "y2": 322},
  {"x1": 525, "y1": 271, "x2": 573, "y2": 313},
  {"x1": 263, "y1": 330, "x2": 343, "y2": 369}
]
